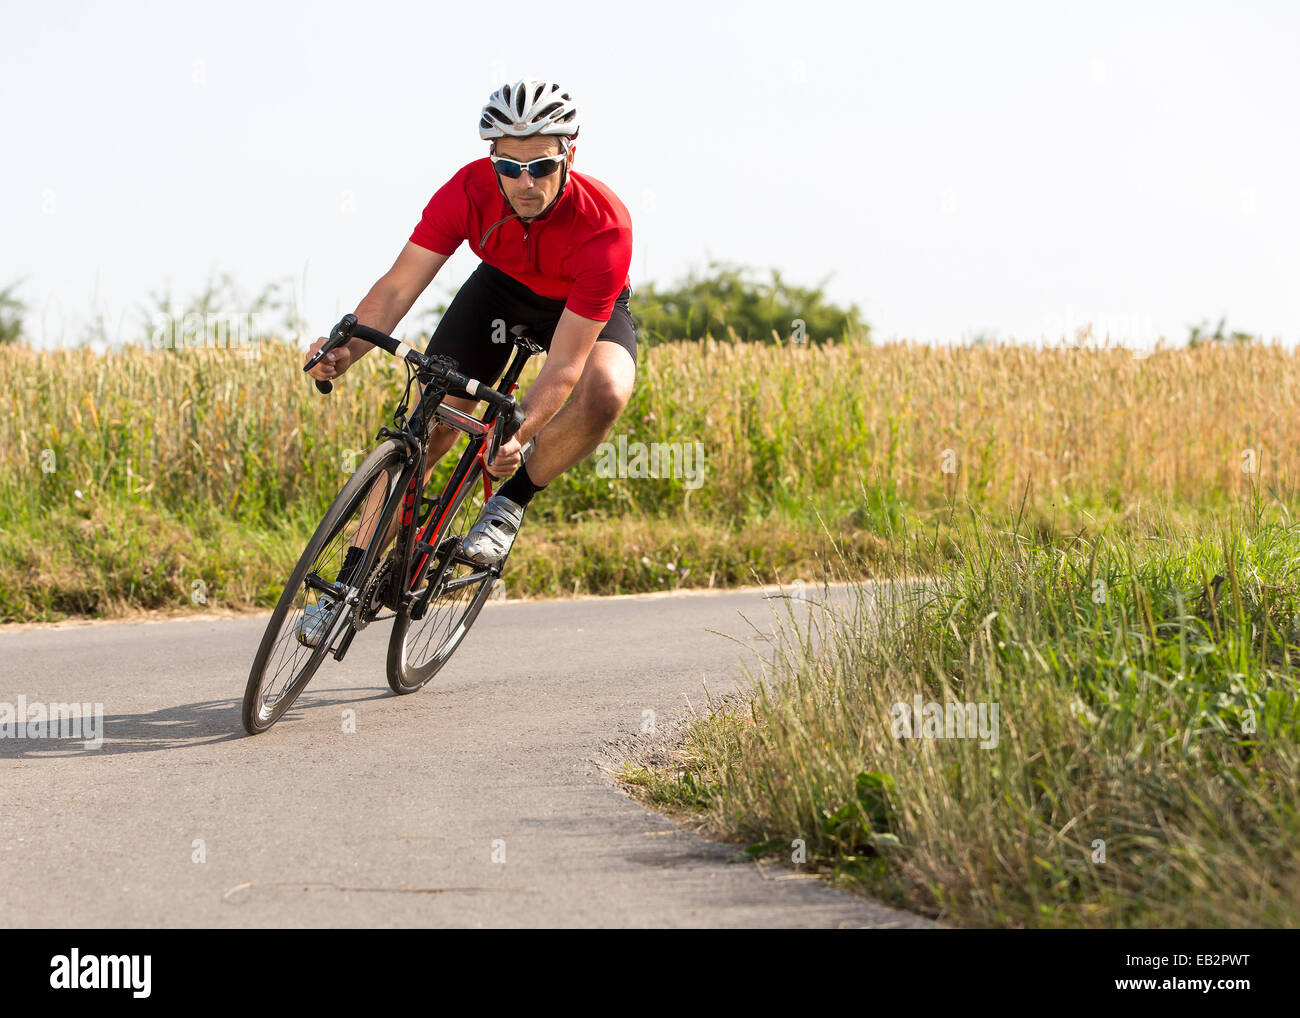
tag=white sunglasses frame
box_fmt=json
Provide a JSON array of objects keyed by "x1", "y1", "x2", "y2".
[{"x1": 488, "y1": 151, "x2": 569, "y2": 179}]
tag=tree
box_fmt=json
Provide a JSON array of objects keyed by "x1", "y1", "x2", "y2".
[
  {"x1": 628, "y1": 262, "x2": 868, "y2": 346},
  {"x1": 1188, "y1": 316, "x2": 1254, "y2": 348},
  {"x1": 0, "y1": 282, "x2": 26, "y2": 345}
]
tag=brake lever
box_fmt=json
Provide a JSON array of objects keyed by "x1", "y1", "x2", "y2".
[
  {"x1": 485, "y1": 401, "x2": 527, "y2": 473},
  {"x1": 486, "y1": 413, "x2": 506, "y2": 468}
]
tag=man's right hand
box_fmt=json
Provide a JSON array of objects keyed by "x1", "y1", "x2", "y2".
[{"x1": 305, "y1": 337, "x2": 353, "y2": 382}]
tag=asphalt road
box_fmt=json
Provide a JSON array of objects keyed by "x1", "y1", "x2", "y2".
[{"x1": 0, "y1": 585, "x2": 931, "y2": 928}]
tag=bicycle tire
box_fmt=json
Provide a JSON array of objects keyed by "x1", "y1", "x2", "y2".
[
  {"x1": 386, "y1": 455, "x2": 498, "y2": 694},
  {"x1": 242, "y1": 439, "x2": 407, "y2": 733}
]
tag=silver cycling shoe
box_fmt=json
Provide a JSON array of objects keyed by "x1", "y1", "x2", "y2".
[
  {"x1": 296, "y1": 595, "x2": 338, "y2": 648},
  {"x1": 460, "y1": 494, "x2": 526, "y2": 567}
]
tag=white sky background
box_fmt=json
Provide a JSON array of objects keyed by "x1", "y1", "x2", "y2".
[{"x1": 3, "y1": 0, "x2": 1298, "y2": 349}]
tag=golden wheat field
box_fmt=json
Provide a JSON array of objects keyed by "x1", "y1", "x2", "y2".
[{"x1": 1, "y1": 336, "x2": 1296, "y2": 619}]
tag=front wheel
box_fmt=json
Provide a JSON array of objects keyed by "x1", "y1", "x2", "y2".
[
  {"x1": 242, "y1": 439, "x2": 407, "y2": 733},
  {"x1": 386, "y1": 458, "x2": 497, "y2": 694}
]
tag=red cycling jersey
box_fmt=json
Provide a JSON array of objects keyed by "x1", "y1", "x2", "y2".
[{"x1": 409, "y1": 158, "x2": 633, "y2": 322}]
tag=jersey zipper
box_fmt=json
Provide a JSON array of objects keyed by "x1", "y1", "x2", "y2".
[{"x1": 522, "y1": 222, "x2": 538, "y2": 272}]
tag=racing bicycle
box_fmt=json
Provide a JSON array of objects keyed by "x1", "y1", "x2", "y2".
[{"x1": 241, "y1": 313, "x2": 541, "y2": 734}]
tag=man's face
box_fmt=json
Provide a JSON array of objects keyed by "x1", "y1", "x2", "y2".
[{"x1": 492, "y1": 135, "x2": 573, "y2": 219}]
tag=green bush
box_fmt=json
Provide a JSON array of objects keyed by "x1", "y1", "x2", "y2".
[{"x1": 629, "y1": 261, "x2": 868, "y2": 346}]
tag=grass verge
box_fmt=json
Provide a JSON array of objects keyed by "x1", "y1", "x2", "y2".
[{"x1": 618, "y1": 490, "x2": 1300, "y2": 927}]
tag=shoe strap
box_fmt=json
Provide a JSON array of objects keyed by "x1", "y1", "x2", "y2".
[{"x1": 482, "y1": 496, "x2": 525, "y2": 530}]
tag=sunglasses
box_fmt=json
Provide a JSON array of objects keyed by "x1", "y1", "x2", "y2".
[{"x1": 489, "y1": 152, "x2": 566, "y2": 179}]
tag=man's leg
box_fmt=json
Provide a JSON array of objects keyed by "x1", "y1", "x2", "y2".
[
  {"x1": 524, "y1": 340, "x2": 637, "y2": 485},
  {"x1": 460, "y1": 340, "x2": 636, "y2": 567},
  {"x1": 347, "y1": 332, "x2": 637, "y2": 577}
]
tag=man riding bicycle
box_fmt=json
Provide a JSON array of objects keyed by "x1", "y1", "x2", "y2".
[{"x1": 302, "y1": 80, "x2": 634, "y2": 637}]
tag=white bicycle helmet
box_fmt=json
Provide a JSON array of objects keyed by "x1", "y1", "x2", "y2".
[{"x1": 479, "y1": 80, "x2": 580, "y2": 141}]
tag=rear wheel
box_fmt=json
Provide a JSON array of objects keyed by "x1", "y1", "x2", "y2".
[
  {"x1": 242, "y1": 440, "x2": 407, "y2": 733},
  {"x1": 386, "y1": 459, "x2": 498, "y2": 694}
]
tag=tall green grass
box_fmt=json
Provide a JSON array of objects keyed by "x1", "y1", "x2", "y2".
[{"x1": 622, "y1": 492, "x2": 1300, "y2": 927}]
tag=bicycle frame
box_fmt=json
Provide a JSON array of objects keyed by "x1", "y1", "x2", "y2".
[
  {"x1": 396, "y1": 334, "x2": 540, "y2": 618},
  {"x1": 323, "y1": 330, "x2": 541, "y2": 663}
]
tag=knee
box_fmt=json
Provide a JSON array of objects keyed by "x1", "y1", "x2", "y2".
[{"x1": 576, "y1": 375, "x2": 630, "y2": 429}]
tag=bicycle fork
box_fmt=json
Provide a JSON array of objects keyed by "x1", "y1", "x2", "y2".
[{"x1": 313, "y1": 451, "x2": 426, "y2": 664}]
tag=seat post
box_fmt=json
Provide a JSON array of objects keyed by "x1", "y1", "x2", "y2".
[{"x1": 497, "y1": 324, "x2": 543, "y2": 392}]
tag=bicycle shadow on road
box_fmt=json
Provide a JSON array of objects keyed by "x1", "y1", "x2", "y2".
[{"x1": 0, "y1": 688, "x2": 394, "y2": 758}]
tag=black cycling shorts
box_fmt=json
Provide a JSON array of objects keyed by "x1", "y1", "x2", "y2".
[{"x1": 425, "y1": 262, "x2": 636, "y2": 399}]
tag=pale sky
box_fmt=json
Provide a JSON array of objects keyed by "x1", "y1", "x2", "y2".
[{"x1": 4, "y1": 0, "x2": 1298, "y2": 349}]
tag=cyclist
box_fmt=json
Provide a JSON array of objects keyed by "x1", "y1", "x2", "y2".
[{"x1": 299, "y1": 79, "x2": 634, "y2": 645}]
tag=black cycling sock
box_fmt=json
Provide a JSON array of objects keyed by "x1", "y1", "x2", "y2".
[
  {"x1": 336, "y1": 545, "x2": 365, "y2": 587},
  {"x1": 498, "y1": 462, "x2": 545, "y2": 509}
]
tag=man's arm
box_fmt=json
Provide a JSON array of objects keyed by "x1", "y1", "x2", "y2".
[
  {"x1": 514, "y1": 307, "x2": 604, "y2": 444},
  {"x1": 306, "y1": 242, "x2": 449, "y2": 380}
]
